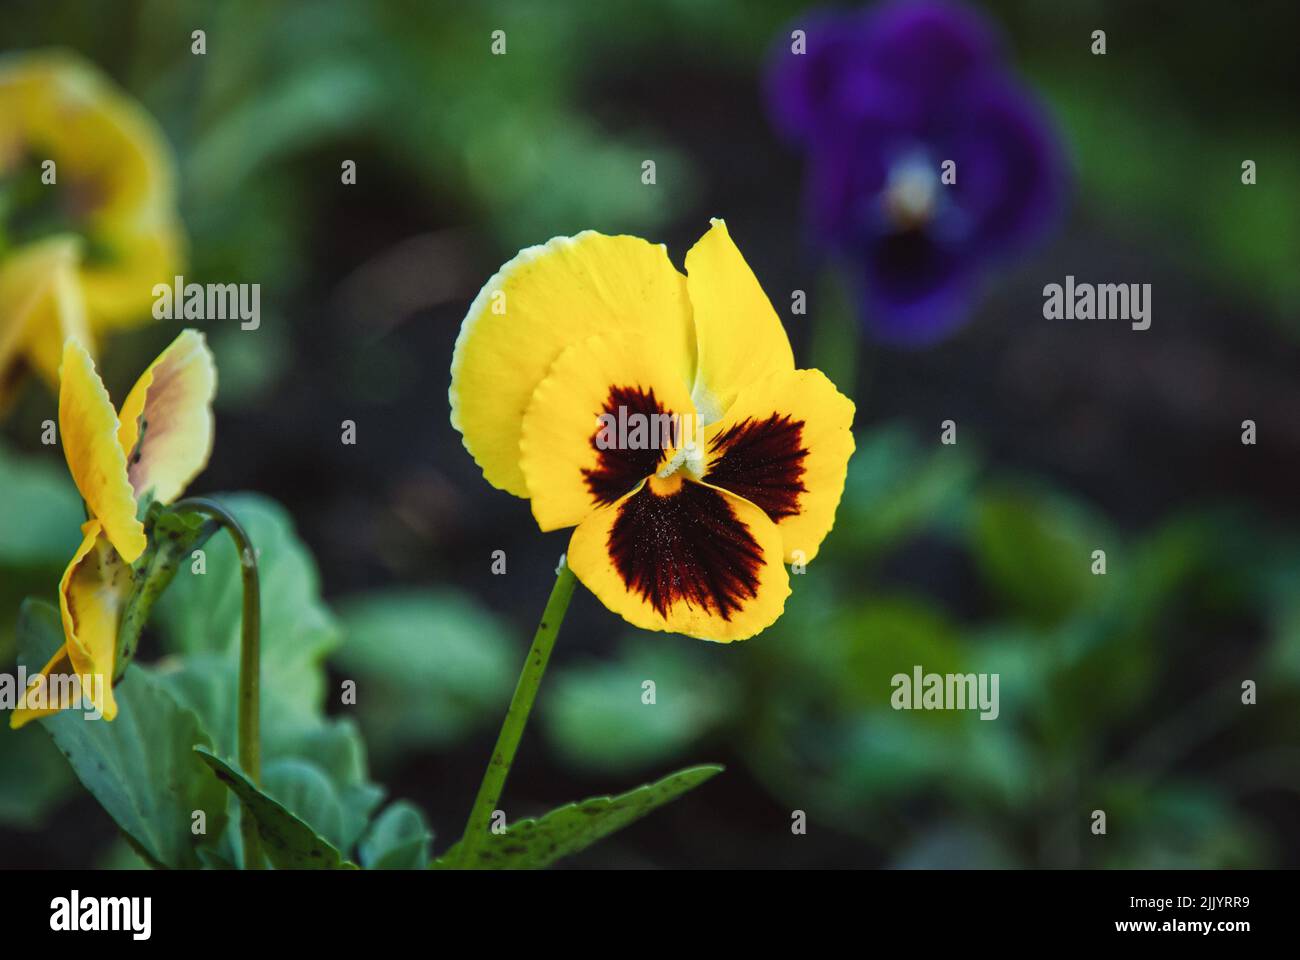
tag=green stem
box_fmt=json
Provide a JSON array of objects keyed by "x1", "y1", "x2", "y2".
[
  {"x1": 172, "y1": 497, "x2": 262, "y2": 870},
  {"x1": 458, "y1": 556, "x2": 578, "y2": 865},
  {"x1": 116, "y1": 515, "x2": 219, "y2": 682}
]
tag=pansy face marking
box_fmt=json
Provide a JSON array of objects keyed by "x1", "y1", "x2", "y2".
[
  {"x1": 705, "y1": 413, "x2": 809, "y2": 522},
  {"x1": 451, "y1": 220, "x2": 855, "y2": 642},
  {"x1": 608, "y1": 478, "x2": 765, "y2": 621},
  {"x1": 582, "y1": 385, "x2": 677, "y2": 506}
]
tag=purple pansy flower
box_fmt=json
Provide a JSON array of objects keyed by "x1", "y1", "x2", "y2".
[{"x1": 767, "y1": 0, "x2": 1068, "y2": 345}]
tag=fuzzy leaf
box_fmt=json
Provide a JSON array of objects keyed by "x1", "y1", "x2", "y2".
[
  {"x1": 17, "y1": 599, "x2": 227, "y2": 867},
  {"x1": 433, "y1": 764, "x2": 722, "y2": 869},
  {"x1": 359, "y1": 801, "x2": 432, "y2": 869},
  {"x1": 194, "y1": 746, "x2": 356, "y2": 870}
]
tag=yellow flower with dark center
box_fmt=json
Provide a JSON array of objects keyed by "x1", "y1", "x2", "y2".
[
  {"x1": 451, "y1": 219, "x2": 855, "y2": 641},
  {"x1": 10, "y1": 329, "x2": 216, "y2": 727},
  {"x1": 0, "y1": 51, "x2": 184, "y2": 407}
]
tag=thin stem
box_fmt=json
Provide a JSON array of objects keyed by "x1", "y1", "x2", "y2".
[
  {"x1": 458, "y1": 556, "x2": 578, "y2": 865},
  {"x1": 116, "y1": 515, "x2": 220, "y2": 682},
  {"x1": 172, "y1": 496, "x2": 262, "y2": 869}
]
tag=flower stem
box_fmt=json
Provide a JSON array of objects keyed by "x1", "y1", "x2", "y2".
[
  {"x1": 172, "y1": 496, "x2": 262, "y2": 869},
  {"x1": 457, "y1": 556, "x2": 577, "y2": 865},
  {"x1": 116, "y1": 512, "x2": 219, "y2": 682}
]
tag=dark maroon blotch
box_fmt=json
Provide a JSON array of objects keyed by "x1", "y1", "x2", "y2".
[
  {"x1": 607, "y1": 481, "x2": 763, "y2": 621},
  {"x1": 706, "y1": 414, "x2": 808, "y2": 521},
  {"x1": 582, "y1": 386, "x2": 671, "y2": 505}
]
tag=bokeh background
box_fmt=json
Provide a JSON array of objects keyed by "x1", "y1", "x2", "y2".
[{"x1": 2, "y1": 0, "x2": 1298, "y2": 868}]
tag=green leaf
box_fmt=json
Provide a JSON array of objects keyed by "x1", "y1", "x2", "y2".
[
  {"x1": 262, "y1": 759, "x2": 348, "y2": 853},
  {"x1": 151, "y1": 494, "x2": 385, "y2": 862},
  {"x1": 970, "y1": 484, "x2": 1113, "y2": 626},
  {"x1": 0, "y1": 720, "x2": 75, "y2": 828},
  {"x1": 830, "y1": 597, "x2": 966, "y2": 717},
  {"x1": 830, "y1": 423, "x2": 978, "y2": 558},
  {"x1": 273, "y1": 721, "x2": 384, "y2": 853},
  {"x1": 432, "y1": 764, "x2": 723, "y2": 870},
  {"x1": 16, "y1": 599, "x2": 228, "y2": 868},
  {"x1": 194, "y1": 747, "x2": 356, "y2": 870},
  {"x1": 541, "y1": 637, "x2": 736, "y2": 774},
  {"x1": 154, "y1": 494, "x2": 341, "y2": 730},
  {"x1": 0, "y1": 442, "x2": 83, "y2": 566},
  {"x1": 359, "y1": 801, "x2": 432, "y2": 870},
  {"x1": 1098, "y1": 780, "x2": 1265, "y2": 869},
  {"x1": 159, "y1": 658, "x2": 384, "y2": 857},
  {"x1": 333, "y1": 589, "x2": 518, "y2": 760}
]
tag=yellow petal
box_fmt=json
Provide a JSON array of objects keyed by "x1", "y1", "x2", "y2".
[
  {"x1": 116, "y1": 329, "x2": 216, "y2": 504},
  {"x1": 0, "y1": 236, "x2": 89, "y2": 398},
  {"x1": 59, "y1": 338, "x2": 146, "y2": 562},
  {"x1": 0, "y1": 239, "x2": 75, "y2": 373},
  {"x1": 450, "y1": 232, "x2": 694, "y2": 498},
  {"x1": 567, "y1": 475, "x2": 790, "y2": 642},
  {"x1": 56, "y1": 520, "x2": 129, "y2": 721},
  {"x1": 520, "y1": 330, "x2": 699, "y2": 531},
  {"x1": 8, "y1": 643, "x2": 75, "y2": 729},
  {"x1": 21, "y1": 242, "x2": 93, "y2": 390},
  {"x1": 684, "y1": 219, "x2": 794, "y2": 423},
  {"x1": 703, "y1": 368, "x2": 855, "y2": 564}
]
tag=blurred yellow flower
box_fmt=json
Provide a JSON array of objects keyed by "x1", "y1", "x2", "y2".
[
  {"x1": 451, "y1": 219, "x2": 855, "y2": 642},
  {"x1": 0, "y1": 50, "x2": 184, "y2": 408},
  {"x1": 10, "y1": 330, "x2": 215, "y2": 727}
]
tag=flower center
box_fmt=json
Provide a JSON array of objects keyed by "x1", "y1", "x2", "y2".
[
  {"x1": 882, "y1": 154, "x2": 940, "y2": 231},
  {"x1": 0, "y1": 152, "x2": 110, "y2": 262},
  {"x1": 647, "y1": 472, "x2": 684, "y2": 496},
  {"x1": 655, "y1": 441, "x2": 705, "y2": 483}
]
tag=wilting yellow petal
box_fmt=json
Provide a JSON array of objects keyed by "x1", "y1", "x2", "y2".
[
  {"x1": 0, "y1": 52, "x2": 174, "y2": 218},
  {"x1": 520, "y1": 330, "x2": 698, "y2": 532},
  {"x1": 0, "y1": 240, "x2": 75, "y2": 373},
  {"x1": 56, "y1": 520, "x2": 129, "y2": 721},
  {"x1": 0, "y1": 236, "x2": 89, "y2": 403},
  {"x1": 0, "y1": 51, "x2": 185, "y2": 330},
  {"x1": 704, "y1": 368, "x2": 855, "y2": 564},
  {"x1": 20, "y1": 242, "x2": 93, "y2": 390},
  {"x1": 567, "y1": 475, "x2": 790, "y2": 642},
  {"x1": 8, "y1": 644, "x2": 75, "y2": 729},
  {"x1": 450, "y1": 232, "x2": 694, "y2": 497},
  {"x1": 116, "y1": 329, "x2": 216, "y2": 504},
  {"x1": 59, "y1": 339, "x2": 146, "y2": 562},
  {"x1": 684, "y1": 219, "x2": 794, "y2": 423}
]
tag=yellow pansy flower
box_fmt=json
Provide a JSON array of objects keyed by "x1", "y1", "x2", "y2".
[
  {"x1": 10, "y1": 329, "x2": 216, "y2": 727},
  {"x1": 450, "y1": 219, "x2": 855, "y2": 642},
  {"x1": 0, "y1": 50, "x2": 184, "y2": 407}
]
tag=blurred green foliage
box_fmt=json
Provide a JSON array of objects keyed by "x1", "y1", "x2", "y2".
[
  {"x1": 540, "y1": 637, "x2": 737, "y2": 774},
  {"x1": 334, "y1": 589, "x2": 517, "y2": 763},
  {"x1": 3, "y1": 0, "x2": 1299, "y2": 867}
]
